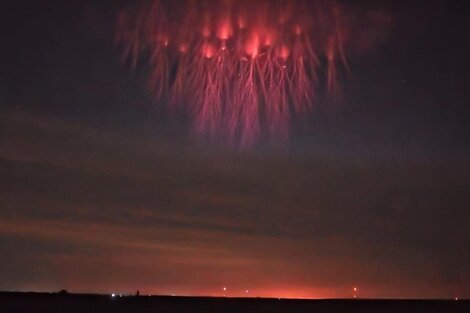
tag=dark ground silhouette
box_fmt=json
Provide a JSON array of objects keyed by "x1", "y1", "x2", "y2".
[{"x1": 1, "y1": 292, "x2": 469, "y2": 313}]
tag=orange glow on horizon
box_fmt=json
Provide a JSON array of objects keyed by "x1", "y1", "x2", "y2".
[{"x1": 137, "y1": 286, "x2": 345, "y2": 300}]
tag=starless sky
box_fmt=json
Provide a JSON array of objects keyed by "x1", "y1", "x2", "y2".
[{"x1": 0, "y1": 0, "x2": 469, "y2": 299}]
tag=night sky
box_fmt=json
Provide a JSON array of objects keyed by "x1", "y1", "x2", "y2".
[{"x1": 1, "y1": 0, "x2": 469, "y2": 299}]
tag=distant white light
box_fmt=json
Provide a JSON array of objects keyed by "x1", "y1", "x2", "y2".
[
  {"x1": 111, "y1": 293, "x2": 116, "y2": 298},
  {"x1": 223, "y1": 287, "x2": 227, "y2": 291},
  {"x1": 245, "y1": 289, "x2": 249, "y2": 294},
  {"x1": 353, "y1": 287, "x2": 357, "y2": 292},
  {"x1": 455, "y1": 297, "x2": 459, "y2": 301}
]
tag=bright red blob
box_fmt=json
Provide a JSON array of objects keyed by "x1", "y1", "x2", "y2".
[
  {"x1": 202, "y1": 43, "x2": 216, "y2": 59},
  {"x1": 116, "y1": 0, "x2": 390, "y2": 148},
  {"x1": 179, "y1": 43, "x2": 188, "y2": 53},
  {"x1": 263, "y1": 32, "x2": 275, "y2": 47},
  {"x1": 278, "y1": 45, "x2": 290, "y2": 61},
  {"x1": 245, "y1": 32, "x2": 260, "y2": 58},
  {"x1": 217, "y1": 19, "x2": 233, "y2": 40}
]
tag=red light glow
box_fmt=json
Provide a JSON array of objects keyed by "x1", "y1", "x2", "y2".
[{"x1": 116, "y1": 0, "x2": 390, "y2": 147}]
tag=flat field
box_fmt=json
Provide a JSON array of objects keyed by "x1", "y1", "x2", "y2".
[{"x1": 1, "y1": 292, "x2": 469, "y2": 313}]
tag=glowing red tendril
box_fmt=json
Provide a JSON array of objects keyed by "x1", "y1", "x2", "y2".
[{"x1": 116, "y1": 0, "x2": 391, "y2": 148}]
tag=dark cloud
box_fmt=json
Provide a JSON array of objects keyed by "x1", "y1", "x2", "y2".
[{"x1": 1, "y1": 109, "x2": 468, "y2": 298}]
